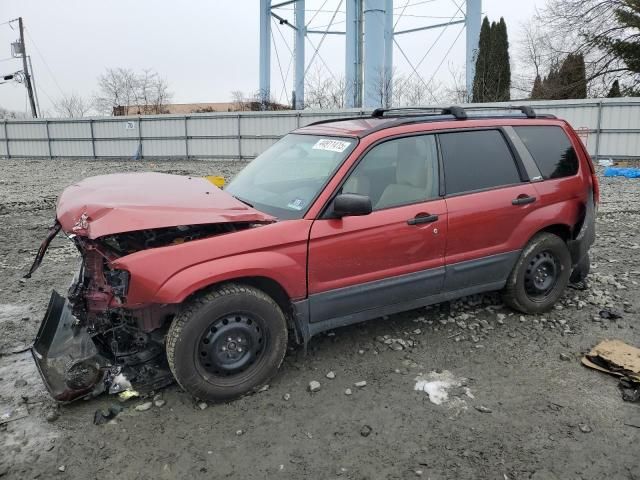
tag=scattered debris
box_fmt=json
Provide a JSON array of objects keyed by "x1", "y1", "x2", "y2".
[
  {"x1": 283, "y1": 393, "x2": 291, "y2": 401},
  {"x1": 414, "y1": 371, "x2": 467, "y2": 405},
  {"x1": 326, "y1": 371, "x2": 336, "y2": 379},
  {"x1": 135, "y1": 401, "x2": 153, "y2": 412},
  {"x1": 118, "y1": 390, "x2": 140, "y2": 402},
  {"x1": 474, "y1": 405, "x2": 492, "y2": 414},
  {"x1": 578, "y1": 423, "x2": 592, "y2": 433},
  {"x1": 308, "y1": 380, "x2": 321, "y2": 392},
  {"x1": 344, "y1": 388, "x2": 352, "y2": 396},
  {"x1": 258, "y1": 384, "x2": 269, "y2": 392},
  {"x1": 599, "y1": 309, "x2": 623, "y2": 320},
  {"x1": 582, "y1": 339, "x2": 640, "y2": 402},
  {"x1": 58, "y1": 465, "x2": 66, "y2": 472},
  {"x1": 235, "y1": 429, "x2": 244, "y2": 436},
  {"x1": 354, "y1": 381, "x2": 367, "y2": 388},
  {"x1": 559, "y1": 353, "x2": 572, "y2": 362},
  {"x1": 360, "y1": 425, "x2": 372, "y2": 437},
  {"x1": 45, "y1": 409, "x2": 59, "y2": 423},
  {"x1": 93, "y1": 405, "x2": 123, "y2": 425},
  {"x1": 197, "y1": 402, "x2": 208, "y2": 410}
]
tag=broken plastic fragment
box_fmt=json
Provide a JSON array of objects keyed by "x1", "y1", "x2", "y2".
[{"x1": 118, "y1": 389, "x2": 140, "y2": 401}]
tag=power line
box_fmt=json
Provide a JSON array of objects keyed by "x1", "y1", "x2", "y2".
[
  {"x1": 425, "y1": 24, "x2": 465, "y2": 89},
  {"x1": 23, "y1": 26, "x2": 66, "y2": 97},
  {"x1": 304, "y1": 0, "x2": 343, "y2": 77}
]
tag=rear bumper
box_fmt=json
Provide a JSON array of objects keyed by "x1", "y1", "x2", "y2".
[{"x1": 31, "y1": 291, "x2": 108, "y2": 403}]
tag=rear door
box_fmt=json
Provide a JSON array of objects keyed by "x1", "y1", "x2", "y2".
[
  {"x1": 440, "y1": 129, "x2": 538, "y2": 291},
  {"x1": 307, "y1": 134, "x2": 447, "y2": 324}
]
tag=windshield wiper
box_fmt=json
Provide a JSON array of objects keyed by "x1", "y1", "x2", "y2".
[{"x1": 232, "y1": 195, "x2": 254, "y2": 208}]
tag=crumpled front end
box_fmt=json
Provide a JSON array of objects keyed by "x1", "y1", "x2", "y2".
[{"x1": 32, "y1": 291, "x2": 110, "y2": 402}]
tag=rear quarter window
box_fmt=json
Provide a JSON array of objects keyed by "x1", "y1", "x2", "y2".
[
  {"x1": 439, "y1": 129, "x2": 522, "y2": 195},
  {"x1": 514, "y1": 126, "x2": 579, "y2": 179}
]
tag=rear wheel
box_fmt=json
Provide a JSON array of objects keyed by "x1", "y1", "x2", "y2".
[
  {"x1": 503, "y1": 233, "x2": 571, "y2": 314},
  {"x1": 166, "y1": 283, "x2": 288, "y2": 402}
]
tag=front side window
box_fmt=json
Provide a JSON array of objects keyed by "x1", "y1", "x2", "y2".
[
  {"x1": 514, "y1": 126, "x2": 579, "y2": 179},
  {"x1": 342, "y1": 135, "x2": 439, "y2": 210},
  {"x1": 225, "y1": 134, "x2": 356, "y2": 219},
  {"x1": 439, "y1": 130, "x2": 521, "y2": 195}
]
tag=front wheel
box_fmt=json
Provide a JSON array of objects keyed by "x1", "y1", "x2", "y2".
[
  {"x1": 502, "y1": 233, "x2": 571, "y2": 314},
  {"x1": 166, "y1": 283, "x2": 288, "y2": 402}
]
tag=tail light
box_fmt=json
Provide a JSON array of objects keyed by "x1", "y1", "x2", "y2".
[{"x1": 592, "y1": 173, "x2": 600, "y2": 206}]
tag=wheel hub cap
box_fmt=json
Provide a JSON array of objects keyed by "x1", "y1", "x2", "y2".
[
  {"x1": 198, "y1": 314, "x2": 264, "y2": 376},
  {"x1": 525, "y1": 251, "x2": 559, "y2": 298}
]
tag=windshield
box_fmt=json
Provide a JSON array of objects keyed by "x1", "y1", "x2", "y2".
[{"x1": 225, "y1": 134, "x2": 356, "y2": 219}]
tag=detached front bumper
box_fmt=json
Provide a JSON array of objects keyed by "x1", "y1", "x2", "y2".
[{"x1": 31, "y1": 291, "x2": 109, "y2": 403}]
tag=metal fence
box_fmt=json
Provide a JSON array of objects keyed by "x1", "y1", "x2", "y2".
[{"x1": 1, "y1": 98, "x2": 639, "y2": 161}]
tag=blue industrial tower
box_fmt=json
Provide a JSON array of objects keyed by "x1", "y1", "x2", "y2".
[{"x1": 259, "y1": 0, "x2": 482, "y2": 109}]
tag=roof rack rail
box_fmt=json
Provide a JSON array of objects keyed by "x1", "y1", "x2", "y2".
[
  {"x1": 371, "y1": 107, "x2": 443, "y2": 118},
  {"x1": 460, "y1": 105, "x2": 538, "y2": 119}
]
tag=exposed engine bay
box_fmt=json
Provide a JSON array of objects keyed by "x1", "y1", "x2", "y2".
[{"x1": 30, "y1": 221, "x2": 256, "y2": 402}]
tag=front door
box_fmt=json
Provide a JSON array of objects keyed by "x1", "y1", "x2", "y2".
[{"x1": 307, "y1": 134, "x2": 447, "y2": 325}]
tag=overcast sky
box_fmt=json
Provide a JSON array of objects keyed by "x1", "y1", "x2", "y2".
[{"x1": 1, "y1": 0, "x2": 544, "y2": 115}]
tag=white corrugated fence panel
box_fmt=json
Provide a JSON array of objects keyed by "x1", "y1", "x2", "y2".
[
  {"x1": 48, "y1": 121, "x2": 91, "y2": 139},
  {"x1": 142, "y1": 118, "x2": 184, "y2": 137},
  {"x1": 188, "y1": 117, "x2": 236, "y2": 137},
  {"x1": 142, "y1": 139, "x2": 186, "y2": 157},
  {"x1": 51, "y1": 140, "x2": 93, "y2": 157},
  {"x1": 94, "y1": 140, "x2": 139, "y2": 157},
  {"x1": 7, "y1": 122, "x2": 47, "y2": 139},
  {"x1": 93, "y1": 120, "x2": 139, "y2": 139},
  {"x1": 599, "y1": 132, "x2": 640, "y2": 158},
  {"x1": 188, "y1": 138, "x2": 238, "y2": 157},
  {"x1": 240, "y1": 114, "x2": 298, "y2": 136},
  {"x1": 9, "y1": 140, "x2": 48, "y2": 156}
]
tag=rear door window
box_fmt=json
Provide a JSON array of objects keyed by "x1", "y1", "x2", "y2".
[
  {"x1": 439, "y1": 130, "x2": 521, "y2": 195},
  {"x1": 513, "y1": 126, "x2": 579, "y2": 179}
]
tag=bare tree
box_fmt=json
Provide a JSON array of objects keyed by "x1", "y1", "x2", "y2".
[
  {"x1": 0, "y1": 106, "x2": 28, "y2": 119},
  {"x1": 94, "y1": 68, "x2": 172, "y2": 115},
  {"x1": 53, "y1": 93, "x2": 93, "y2": 118},
  {"x1": 304, "y1": 66, "x2": 346, "y2": 109},
  {"x1": 230, "y1": 90, "x2": 249, "y2": 111}
]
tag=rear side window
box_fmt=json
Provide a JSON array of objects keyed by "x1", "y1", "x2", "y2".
[
  {"x1": 514, "y1": 126, "x2": 579, "y2": 179},
  {"x1": 439, "y1": 130, "x2": 521, "y2": 195}
]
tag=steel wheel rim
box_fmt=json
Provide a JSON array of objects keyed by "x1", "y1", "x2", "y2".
[
  {"x1": 524, "y1": 250, "x2": 559, "y2": 300},
  {"x1": 197, "y1": 313, "x2": 266, "y2": 379}
]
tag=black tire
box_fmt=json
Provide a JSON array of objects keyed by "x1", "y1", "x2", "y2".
[
  {"x1": 503, "y1": 233, "x2": 572, "y2": 314},
  {"x1": 570, "y1": 253, "x2": 590, "y2": 284},
  {"x1": 166, "y1": 283, "x2": 288, "y2": 402}
]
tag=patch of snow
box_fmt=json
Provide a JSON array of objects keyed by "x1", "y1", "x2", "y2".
[{"x1": 414, "y1": 370, "x2": 469, "y2": 406}]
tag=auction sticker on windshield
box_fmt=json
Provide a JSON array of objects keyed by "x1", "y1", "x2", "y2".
[{"x1": 312, "y1": 138, "x2": 351, "y2": 153}]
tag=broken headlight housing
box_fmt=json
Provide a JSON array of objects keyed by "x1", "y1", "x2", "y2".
[{"x1": 104, "y1": 269, "x2": 130, "y2": 299}]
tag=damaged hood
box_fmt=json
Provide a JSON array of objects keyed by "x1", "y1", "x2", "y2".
[{"x1": 57, "y1": 172, "x2": 274, "y2": 239}]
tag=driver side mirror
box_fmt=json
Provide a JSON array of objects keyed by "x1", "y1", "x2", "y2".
[{"x1": 333, "y1": 193, "x2": 372, "y2": 218}]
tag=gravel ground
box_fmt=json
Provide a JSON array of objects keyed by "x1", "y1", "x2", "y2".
[{"x1": 0, "y1": 158, "x2": 638, "y2": 480}]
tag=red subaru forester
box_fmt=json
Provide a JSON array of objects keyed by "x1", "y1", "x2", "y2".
[{"x1": 28, "y1": 106, "x2": 597, "y2": 402}]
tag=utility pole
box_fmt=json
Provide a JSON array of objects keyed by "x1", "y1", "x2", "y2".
[{"x1": 18, "y1": 17, "x2": 38, "y2": 118}]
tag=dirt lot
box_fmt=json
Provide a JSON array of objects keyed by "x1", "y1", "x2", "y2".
[{"x1": 0, "y1": 158, "x2": 638, "y2": 480}]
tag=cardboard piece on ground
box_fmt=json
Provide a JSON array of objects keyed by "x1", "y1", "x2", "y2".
[{"x1": 582, "y1": 339, "x2": 640, "y2": 382}]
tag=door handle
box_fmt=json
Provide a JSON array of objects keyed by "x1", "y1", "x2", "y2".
[
  {"x1": 512, "y1": 195, "x2": 536, "y2": 206},
  {"x1": 407, "y1": 214, "x2": 438, "y2": 225}
]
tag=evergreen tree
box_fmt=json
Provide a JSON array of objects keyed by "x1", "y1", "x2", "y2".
[
  {"x1": 607, "y1": 79, "x2": 622, "y2": 97},
  {"x1": 472, "y1": 17, "x2": 511, "y2": 102},
  {"x1": 531, "y1": 74, "x2": 544, "y2": 99},
  {"x1": 493, "y1": 18, "x2": 511, "y2": 101},
  {"x1": 472, "y1": 17, "x2": 492, "y2": 102},
  {"x1": 598, "y1": 0, "x2": 640, "y2": 75}
]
